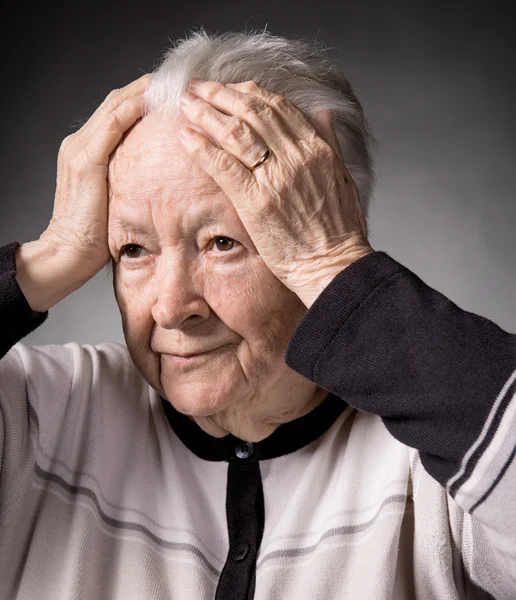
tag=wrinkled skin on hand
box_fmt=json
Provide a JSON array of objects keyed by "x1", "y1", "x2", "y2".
[
  {"x1": 40, "y1": 74, "x2": 151, "y2": 280},
  {"x1": 177, "y1": 78, "x2": 373, "y2": 307}
]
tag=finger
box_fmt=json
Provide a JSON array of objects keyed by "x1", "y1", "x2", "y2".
[
  {"x1": 179, "y1": 126, "x2": 259, "y2": 209},
  {"x1": 188, "y1": 79, "x2": 318, "y2": 146},
  {"x1": 78, "y1": 74, "x2": 151, "y2": 139},
  {"x1": 180, "y1": 92, "x2": 270, "y2": 169},
  {"x1": 185, "y1": 81, "x2": 293, "y2": 153},
  {"x1": 82, "y1": 94, "x2": 147, "y2": 166}
]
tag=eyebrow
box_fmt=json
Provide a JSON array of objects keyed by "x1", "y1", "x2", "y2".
[{"x1": 112, "y1": 211, "x2": 223, "y2": 235}]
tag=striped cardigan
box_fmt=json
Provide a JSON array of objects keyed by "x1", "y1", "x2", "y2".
[{"x1": 0, "y1": 240, "x2": 514, "y2": 599}]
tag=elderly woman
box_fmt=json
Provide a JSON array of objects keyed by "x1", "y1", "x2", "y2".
[{"x1": 0, "y1": 29, "x2": 515, "y2": 600}]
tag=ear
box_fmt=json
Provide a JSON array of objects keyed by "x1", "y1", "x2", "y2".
[{"x1": 311, "y1": 109, "x2": 343, "y2": 159}]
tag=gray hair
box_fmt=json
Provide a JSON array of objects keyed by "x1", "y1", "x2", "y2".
[{"x1": 144, "y1": 28, "x2": 376, "y2": 220}]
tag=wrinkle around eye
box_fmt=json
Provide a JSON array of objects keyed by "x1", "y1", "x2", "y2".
[{"x1": 115, "y1": 237, "x2": 245, "y2": 266}]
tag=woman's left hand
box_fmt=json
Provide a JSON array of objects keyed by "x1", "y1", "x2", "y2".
[{"x1": 178, "y1": 78, "x2": 373, "y2": 308}]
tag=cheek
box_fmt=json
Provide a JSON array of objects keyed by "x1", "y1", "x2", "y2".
[
  {"x1": 114, "y1": 272, "x2": 154, "y2": 346},
  {"x1": 206, "y1": 265, "x2": 306, "y2": 350},
  {"x1": 113, "y1": 270, "x2": 164, "y2": 393}
]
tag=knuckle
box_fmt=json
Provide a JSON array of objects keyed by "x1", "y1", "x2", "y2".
[
  {"x1": 66, "y1": 155, "x2": 84, "y2": 174},
  {"x1": 270, "y1": 94, "x2": 291, "y2": 112},
  {"x1": 83, "y1": 142, "x2": 102, "y2": 164},
  {"x1": 222, "y1": 117, "x2": 250, "y2": 142},
  {"x1": 69, "y1": 145, "x2": 97, "y2": 172},
  {"x1": 239, "y1": 80, "x2": 260, "y2": 94},
  {"x1": 213, "y1": 151, "x2": 236, "y2": 173},
  {"x1": 190, "y1": 98, "x2": 205, "y2": 120},
  {"x1": 106, "y1": 88, "x2": 122, "y2": 102},
  {"x1": 59, "y1": 134, "x2": 75, "y2": 155},
  {"x1": 255, "y1": 102, "x2": 275, "y2": 122},
  {"x1": 203, "y1": 81, "x2": 225, "y2": 102},
  {"x1": 240, "y1": 95, "x2": 261, "y2": 115},
  {"x1": 104, "y1": 88, "x2": 123, "y2": 109},
  {"x1": 105, "y1": 109, "x2": 123, "y2": 130}
]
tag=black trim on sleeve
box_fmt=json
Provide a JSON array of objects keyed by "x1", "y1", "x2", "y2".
[
  {"x1": 0, "y1": 242, "x2": 48, "y2": 359},
  {"x1": 285, "y1": 251, "x2": 516, "y2": 490}
]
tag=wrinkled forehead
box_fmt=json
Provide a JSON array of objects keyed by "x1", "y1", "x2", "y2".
[{"x1": 108, "y1": 111, "x2": 228, "y2": 216}]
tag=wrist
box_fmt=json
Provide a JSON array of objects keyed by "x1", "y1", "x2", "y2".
[
  {"x1": 297, "y1": 246, "x2": 375, "y2": 309},
  {"x1": 15, "y1": 239, "x2": 90, "y2": 313}
]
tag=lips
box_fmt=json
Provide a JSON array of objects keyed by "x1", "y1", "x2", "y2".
[
  {"x1": 171, "y1": 352, "x2": 209, "y2": 358},
  {"x1": 162, "y1": 346, "x2": 228, "y2": 364},
  {"x1": 165, "y1": 344, "x2": 229, "y2": 358}
]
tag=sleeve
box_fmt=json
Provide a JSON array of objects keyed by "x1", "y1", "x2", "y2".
[
  {"x1": 0, "y1": 241, "x2": 48, "y2": 359},
  {"x1": 285, "y1": 250, "x2": 516, "y2": 598},
  {"x1": 0, "y1": 241, "x2": 49, "y2": 528}
]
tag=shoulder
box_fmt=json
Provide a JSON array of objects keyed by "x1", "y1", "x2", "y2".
[
  {"x1": 5, "y1": 340, "x2": 134, "y2": 382},
  {"x1": 1, "y1": 341, "x2": 147, "y2": 416}
]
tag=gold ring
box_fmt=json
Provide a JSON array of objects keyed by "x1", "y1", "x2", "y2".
[{"x1": 249, "y1": 147, "x2": 272, "y2": 172}]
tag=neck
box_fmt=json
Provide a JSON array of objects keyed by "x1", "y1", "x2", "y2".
[{"x1": 189, "y1": 382, "x2": 329, "y2": 442}]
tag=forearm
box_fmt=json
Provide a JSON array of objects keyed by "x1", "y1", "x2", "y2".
[
  {"x1": 14, "y1": 239, "x2": 87, "y2": 314},
  {"x1": 0, "y1": 242, "x2": 48, "y2": 359},
  {"x1": 286, "y1": 251, "x2": 516, "y2": 510},
  {"x1": 286, "y1": 250, "x2": 516, "y2": 596}
]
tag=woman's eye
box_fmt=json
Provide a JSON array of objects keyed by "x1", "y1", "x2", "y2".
[
  {"x1": 119, "y1": 239, "x2": 237, "y2": 259},
  {"x1": 120, "y1": 244, "x2": 145, "y2": 259},
  {"x1": 212, "y1": 236, "x2": 237, "y2": 252}
]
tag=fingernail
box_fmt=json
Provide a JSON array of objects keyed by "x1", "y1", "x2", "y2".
[
  {"x1": 189, "y1": 78, "x2": 205, "y2": 90},
  {"x1": 180, "y1": 91, "x2": 196, "y2": 106}
]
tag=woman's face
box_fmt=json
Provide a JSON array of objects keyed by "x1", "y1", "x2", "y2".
[{"x1": 107, "y1": 112, "x2": 324, "y2": 441}]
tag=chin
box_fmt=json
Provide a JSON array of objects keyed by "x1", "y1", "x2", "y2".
[
  {"x1": 194, "y1": 409, "x2": 280, "y2": 443},
  {"x1": 161, "y1": 382, "x2": 238, "y2": 419},
  {"x1": 191, "y1": 414, "x2": 231, "y2": 438},
  {"x1": 157, "y1": 348, "x2": 246, "y2": 418}
]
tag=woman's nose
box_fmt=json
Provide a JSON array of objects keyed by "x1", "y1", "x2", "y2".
[{"x1": 150, "y1": 260, "x2": 210, "y2": 329}]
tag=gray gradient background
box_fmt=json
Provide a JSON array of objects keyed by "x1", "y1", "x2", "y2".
[{"x1": 2, "y1": 0, "x2": 515, "y2": 346}]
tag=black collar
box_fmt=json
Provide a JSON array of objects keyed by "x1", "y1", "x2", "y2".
[{"x1": 160, "y1": 393, "x2": 346, "y2": 461}]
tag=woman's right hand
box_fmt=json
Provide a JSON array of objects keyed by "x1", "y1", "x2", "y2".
[
  {"x1": 16, "y1": 74, "x2": 151, "y2": 313},
  {"x1": 41, "y1": 73, "x2": 151, "y2": 274}
]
